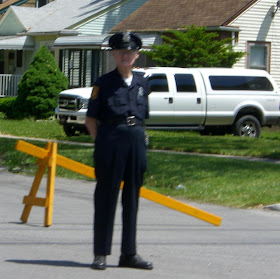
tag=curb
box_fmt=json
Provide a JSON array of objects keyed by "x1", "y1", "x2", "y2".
[
  {"x1": 263, "y1": 204, "x2": 280, "y2": 211},
  {"x1": 0, "y1": 134, "x2": 93, "y2": 147}
]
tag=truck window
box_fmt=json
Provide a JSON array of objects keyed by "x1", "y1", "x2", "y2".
[
  {"x1": 209, "y1": 76, "x2": 274, "y2": 91},
  {"x1": 174, "y1": 74, "x2": 197, "y2": 92},
  {"x1": 148, "y1": 74, "x2": 169, "y2": 92}
]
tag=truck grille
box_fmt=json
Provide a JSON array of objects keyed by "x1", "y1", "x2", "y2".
[{"x1": 58, "y1": 94, "x2": 82, "y2": 111}]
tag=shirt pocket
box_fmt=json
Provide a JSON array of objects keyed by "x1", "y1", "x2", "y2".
[{"x1": 107, "y1": 95, "x2": 127, "y2": 106}]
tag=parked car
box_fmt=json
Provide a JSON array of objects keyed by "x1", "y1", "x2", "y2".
[{"x1": 55, "y1": 67, "x2": 280, "y2": 137}]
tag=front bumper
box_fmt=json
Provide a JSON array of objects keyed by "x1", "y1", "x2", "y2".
[{"x1": 55, "y1": 108, "x2": 87, "y2": 125}]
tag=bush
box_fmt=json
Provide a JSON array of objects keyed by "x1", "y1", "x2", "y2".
[
  {"x1": 9, "y1": 46, "x2": 68, "y2": 119},
  {"x1": 145, "y1": 24, "x2": 245, "y2": 68},
  {"x1": 0, "y1": 97, "x2": 16, "y2": 118}
]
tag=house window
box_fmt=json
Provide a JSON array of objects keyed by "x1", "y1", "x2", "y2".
[
  {"x1": 36, "y1": 0, "x2": 49, "y2": 8},
  {"x1": 247, "y1": 42, "x2": 271, "y2": 72},
  {"x1": 60, "y1": 49, "x2": 100, "y2": 88},
  {"x1": 0, "y1": 51, "x2": 4, "y2": 74},
  {"x1": 16, "y1": 50, "x2": 23, "y2": 68}
]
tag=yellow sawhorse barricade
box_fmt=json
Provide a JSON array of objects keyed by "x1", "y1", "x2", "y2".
[{"x1": 15, "y1": 140, "x2": 222, "y2": 227}]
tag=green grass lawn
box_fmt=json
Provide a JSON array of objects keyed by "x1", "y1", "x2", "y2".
[
  {"x1": 1, "y1": 118, "x2": 280, "y2": 208},
  {"x1": 1, "y1": 117, "x2": 280, "y2": 158}
]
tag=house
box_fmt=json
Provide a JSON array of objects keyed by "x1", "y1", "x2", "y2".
[
  {"x1": 0, "y1": 0, "x2": 151, "y2": 97},
  {"x1": 0, "y1": 0, "x2": 53, "y2": 20},
  {"x1": 1, "y1": 0, "x2": 280, "y2": 97},
  {"x1": 111, "y1": 0, "x2": 280, "y2": 86}
]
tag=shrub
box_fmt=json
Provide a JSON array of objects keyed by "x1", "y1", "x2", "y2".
[
  {"x1": 10, "y1": 46, "x2": 68, "y2": 119},
  {"x1": 145, "y1": 24, "x2": 245, "y2": 68},
  {"x1": 0, "y1": 97, "x2": 16, "y2": 118}
]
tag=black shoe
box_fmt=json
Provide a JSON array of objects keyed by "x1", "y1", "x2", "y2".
[
  {"x1": 119, "y1": 254, "x2": 153, "y2": 270},
  {"x1": 91, "y1": 255, "x2": 106, "y2": 270}
]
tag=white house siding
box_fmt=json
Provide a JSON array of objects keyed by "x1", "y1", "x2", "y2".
[
  {"x1": 230, "y1": 0, "x2": 280, "y2": 87},
  {"x1": 76, "y1": 0, "x2": 149, "y2": 35},
  {"x1": 0, "y1": 10, "x2": 25, "y2": 35}
]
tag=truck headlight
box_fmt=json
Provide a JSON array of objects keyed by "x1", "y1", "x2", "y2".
[
  {"x1": 82, "y1": 98, "x2": 89, "y2": 109},
  {"x1": 77, "y1": 98, "x2": 89, "y2": 110}
]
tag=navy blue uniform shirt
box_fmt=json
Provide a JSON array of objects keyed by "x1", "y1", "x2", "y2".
[{"x1": 87, "y1": 68, "x2": 149, "y2": 122}]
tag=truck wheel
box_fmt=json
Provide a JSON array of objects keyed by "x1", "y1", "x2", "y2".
[
  {"x1": 63, "y1": 124, "x2": 77, "y2": 137},
  {"x1": 234, "y1": 115, "x2": 261, "y2": 138}
]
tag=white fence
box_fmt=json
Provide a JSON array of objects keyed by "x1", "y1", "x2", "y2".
[{"x1": 0, "y1": 74, "x2": 23, "y2": 97}]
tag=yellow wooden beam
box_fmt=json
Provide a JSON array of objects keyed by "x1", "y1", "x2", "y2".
[
  {"x1": 15, "y1": 140, "x2": 48, "y2": 160},
  {"x1": 23, "y1": 196, "x2": 47, "y2": 207},
  {"x1": 15, "y1": 140, "x2": 95, "y2": 179},
  {"x1": 57, "y1": 155, "x2": 95, "y2": 179},
  {"x1": 140, "y1": 188, "x2": 222, "y2": 226},
  {"x1": 15, "y1": 140, "x2": 222, "y2": 226}
]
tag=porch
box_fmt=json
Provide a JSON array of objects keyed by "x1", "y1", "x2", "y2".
[{"x1": 0, "y1": 74, "x2": 22, "y2": 97}]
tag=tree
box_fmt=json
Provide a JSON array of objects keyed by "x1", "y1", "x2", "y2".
[
  {"x1": 145, "y1": 25, "x2": 245, "y2": 68},
  {"x1": 9, "y1": 46, "x2": 68, "y2": 119}
]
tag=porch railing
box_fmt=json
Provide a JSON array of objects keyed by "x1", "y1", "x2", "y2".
[{"x1": 0, "y1": 74, "x2": 23, "y2": 98}]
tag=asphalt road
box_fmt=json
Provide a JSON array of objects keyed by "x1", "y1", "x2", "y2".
[{"x1": 1, "y1": 170, "x2": 280, "y2": 279}]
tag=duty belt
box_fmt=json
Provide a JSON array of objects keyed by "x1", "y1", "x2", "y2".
[{"x1": 101, "y1": 116, "x2": 143, "y2": 127}]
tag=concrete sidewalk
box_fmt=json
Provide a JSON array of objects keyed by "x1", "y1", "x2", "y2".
[{"x1": 1, "y1": 171, "x2": 280, "y2": 279}]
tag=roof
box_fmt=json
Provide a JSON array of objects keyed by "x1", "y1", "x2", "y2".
[
  {"x1": 112, "y1": 0, "x2": 259, "y2": 32},
  {"x1": 53, "y1": 33, "x2": 162, "y2": 49},
  {"x1": 0, "y1": 0, "x2": 28, "y2": 12},
  {"x1": 0, "y1": 35, "x2": 34, "y2": 49},
  {"x1": 3, "y1": 0, "x2": 125, "y2": 34}
]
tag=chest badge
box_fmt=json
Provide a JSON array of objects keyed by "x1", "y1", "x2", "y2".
[{"x1": 138, "y1": 87, "x2": 144, "y2": 99}]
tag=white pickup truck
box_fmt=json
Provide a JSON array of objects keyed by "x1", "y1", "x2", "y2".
[{"x1": 55, "y1": 67, "x2": 280, "y2": 137}]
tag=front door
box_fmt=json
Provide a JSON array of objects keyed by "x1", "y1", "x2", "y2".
[{"x1": 146, "y1": 73, "x2": 174, "y2": 125}]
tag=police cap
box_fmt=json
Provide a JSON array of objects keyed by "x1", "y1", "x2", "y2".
[{"x1": 109, "y1": 32, "x2": 142, "y2": 50}]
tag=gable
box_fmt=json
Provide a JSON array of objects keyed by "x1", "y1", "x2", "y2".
[{"x1": 0, "y1": 7, "x2": 26, "y2": 35}]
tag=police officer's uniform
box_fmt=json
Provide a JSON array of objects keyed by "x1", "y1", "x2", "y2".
[{"x1": 87, "y1": 32, "x2": 153, "y2": 270}]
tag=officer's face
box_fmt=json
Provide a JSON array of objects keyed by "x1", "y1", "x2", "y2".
[{"x1": 112, "y1": 50, "x2": 139, "y2": 68}]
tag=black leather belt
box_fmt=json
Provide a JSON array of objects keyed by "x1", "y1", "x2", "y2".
[{"x1": 101, "y1": 116, "x2": 143, "y2": 126}]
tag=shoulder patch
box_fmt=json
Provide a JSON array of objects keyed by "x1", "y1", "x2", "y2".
[{"x1": 91, "y1": 86, "x2": 99, "y2": 100}]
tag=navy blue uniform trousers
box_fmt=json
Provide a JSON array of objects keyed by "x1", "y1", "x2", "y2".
[{"x1": 93, "y1": 123, "x2": 147, "y2": 256}]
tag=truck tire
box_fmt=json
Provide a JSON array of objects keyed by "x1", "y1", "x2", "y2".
[
  {"x1": 63, "y1": 124, "x2": 77, "y2": 137},
  {"x1": 234, "y1": 115, "x2": 261, "y2": 138}
]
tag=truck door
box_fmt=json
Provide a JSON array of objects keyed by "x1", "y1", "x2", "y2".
[
  {"x1": 173, "y1": 73, "x2": 205, "y2": 125},
  {"x1": 146, "y1": 73, "x2": 174, "y2": 124}
]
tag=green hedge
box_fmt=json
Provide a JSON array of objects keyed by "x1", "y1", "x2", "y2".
[{"x1": 0, "y1": 97, "x2": 16, "y2": 118}]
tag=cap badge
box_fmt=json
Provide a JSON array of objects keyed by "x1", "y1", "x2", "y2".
[{"x1": 122, "y1": 32, "x2": 131, "y2": 43}]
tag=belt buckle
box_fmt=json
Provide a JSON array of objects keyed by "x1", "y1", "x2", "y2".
[{"x1": 127, "y1": 116, "x2": 136, "y2": 126}]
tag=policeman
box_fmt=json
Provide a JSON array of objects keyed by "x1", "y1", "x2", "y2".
[{"x1": 86, "y1": 32, "x2": 153, "y2": 270}]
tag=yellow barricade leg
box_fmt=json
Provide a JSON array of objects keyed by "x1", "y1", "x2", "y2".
[
  {"x1": 21, "y1": 142, "x2": 51, "y2": 223},
  {"x1": 19, "y1": 141, "x2": 58, "y2": 227},
  {"x1": 45, "y1": 142, "x2": 57, "y2": 227}
]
